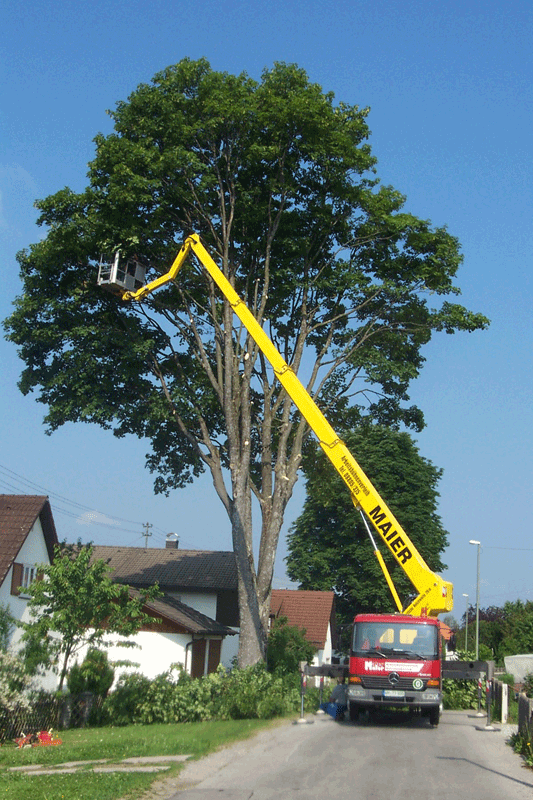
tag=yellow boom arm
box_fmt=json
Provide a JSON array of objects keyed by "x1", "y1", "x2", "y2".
[{"x1": 121, "y1": 235, "x2": 453, "y2": 617}]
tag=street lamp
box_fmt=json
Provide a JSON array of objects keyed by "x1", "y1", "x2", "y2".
[
  {"x1": 469, "y1": 540, "x2": 481, "y2": 660},
  {"x1": 462, "y1": 593, "x2": 469, "y2": 653}
]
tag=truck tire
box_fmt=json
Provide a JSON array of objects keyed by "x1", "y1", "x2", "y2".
[
  {"x1": 429, "y1": 706, "x2": 440, "y2": 727},
  {"x1": 349, "y1": 702, "x2": 360, "y2": 722}
]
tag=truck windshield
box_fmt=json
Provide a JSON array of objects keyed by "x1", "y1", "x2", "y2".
[{"x1": 352, "y1": 622, "x2": 438, "y2": 660}]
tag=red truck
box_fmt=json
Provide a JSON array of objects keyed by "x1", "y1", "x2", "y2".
[{"x1": 347, "y1": 613, "x2": 442, "y2": 726}]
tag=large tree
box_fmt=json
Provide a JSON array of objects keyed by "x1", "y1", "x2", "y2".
[
  {"x1": 286, "y1": 425, "x2": 450, "y2": 630},
  {"x1": 4, "y1": 59, "x2": 488, "y2": 666}
]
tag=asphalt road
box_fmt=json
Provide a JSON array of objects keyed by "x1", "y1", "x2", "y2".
[{"x1": 170, "y1": 710, "x2": 533, "y2": 799}]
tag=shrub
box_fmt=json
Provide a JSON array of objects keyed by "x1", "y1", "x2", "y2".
[
  {"x1": 67, "y1": 649, "x2": 114, "y2": 697},
  {"x1": 102, "y1": 663, "x2": 312, "y2": 726},
  {"x1": 102, "y1": 672, "x2": 151, "y2": 725},
  {"x1": 266, "y1": 617, "x2": 316, "y2": 675},
  {"x1": 523, "y1": 673, "x2": 533, "y2": 699},
  {"x1": 442, "y1": 678, "x2": 480, "y2": 710},
  {"x1": 0, "y1": 604, "x2": 14, "y2": 652},
  {"x1": 0, "y1": 651, "x2": 33, "y2": 711}
]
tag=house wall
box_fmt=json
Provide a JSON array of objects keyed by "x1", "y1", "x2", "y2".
[
  {"x1": 0, "y1": 516, "x2": 51, "y2": 642},
  {"x1": 143, "y1": 591, "x2": 239, "y2": 668},
  {"x1": 310, "y1": 623, "x2": 333, "y2": 672},
  {"x1": 76, "y1": 630, "x2": 230, "y2": 686},
  {"x1": 0, "y1": 516, "x2": 58, "y2": 691},
  {"x1": 75, "y1": 631, "x2": 189, "y2": 684},
  {"x1": 173, "y1": 591, "x2": 217, "y2": 620},
  {"x1": 0, "y1": 519, "x2": 50, "y2": 645}
]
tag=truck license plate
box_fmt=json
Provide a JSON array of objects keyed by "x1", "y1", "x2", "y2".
[{"x1": 382, "y1": 690, "x2": 405, "y2": 698}]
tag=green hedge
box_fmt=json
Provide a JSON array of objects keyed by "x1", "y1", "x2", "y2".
[{"x1": 101, "y1": 664, "x2": 318, "y2": 726}]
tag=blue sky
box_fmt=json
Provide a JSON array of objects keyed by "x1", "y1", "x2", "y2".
[{"x1": 1, "y1": 0, "x2": 532, "y2": 619}]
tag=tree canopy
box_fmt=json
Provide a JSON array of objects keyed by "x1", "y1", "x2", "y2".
[
  {"x1": 266, "y1": 617, "x2": 316, "y2": 675},
  {"x1": 285, "y1": 425, "x2": 449, "y2": 630},
  {"x1": 20, "y1": 544, "x2": 160, "y2": 690},
  {"x1": 4, "y1": 58, "x2": 488, "y2": 665},
  {"x1": 456, "y1": 600, "x2": 533, "y2": 661}
]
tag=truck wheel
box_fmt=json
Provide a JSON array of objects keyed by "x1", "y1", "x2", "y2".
[
  {"x1": 429, "y1": 706, "x2": 440, "y2": 727},
  {"x1": 349, "y1": 703, "x2": 359, "y2": 722}
]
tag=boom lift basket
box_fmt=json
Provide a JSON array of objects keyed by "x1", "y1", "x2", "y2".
[{"x1": 97, "y1": 253, "x2": 146, "y2": 295}]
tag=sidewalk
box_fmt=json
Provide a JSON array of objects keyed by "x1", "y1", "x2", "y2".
[{"x1": 6, "y1": 753, "x2": 192, "y2": 776}]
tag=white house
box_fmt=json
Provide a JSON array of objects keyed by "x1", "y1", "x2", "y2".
[
  {"x1": 1, "y1": 496, "x2": 339, "y2": 686},
  {"x1": 0, "y1": 495, "x2": 59, "y2": 689},
  {"x1": 89, "y1": 540, "x2": 239, "y2": 679}
]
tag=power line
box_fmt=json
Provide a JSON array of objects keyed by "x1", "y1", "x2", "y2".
[
  {"x1": 484, "y1": 546, "x2": 533, "y2": 551},
  {"x1": 0, "y1": 463, "x2": 206, "y2": 551},
  {"x1": 0, "y1": 463, "x2": 168, "y2": 537}
]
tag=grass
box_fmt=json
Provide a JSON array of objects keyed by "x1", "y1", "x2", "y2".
[
  {"x1": 507, "y1": 695, "x2": 519, "y2": 724},
  {"x1": 0, "y1": 718, "x2": 279, "y2": 800}
]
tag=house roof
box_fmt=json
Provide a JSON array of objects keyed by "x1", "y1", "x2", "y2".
[
  {"x1": 91, "y1": 546, "x2": 237, "y2": 592},
  {"x1": 129, "y1": 588, "x2": 236, "y2": 636},
  {"x1": 270, "y1": 589, "x2": 336, "y2": 650},
  {"x1": 439, "y1": 621, "x2": 453, "y2": 642},
  {"x1": 0, "y1": 495, "x2": 59, "y2": 586}
]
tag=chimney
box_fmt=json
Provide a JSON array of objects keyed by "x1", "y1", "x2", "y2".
[{"x1": 165, "y1": 532, "x2": 180, "y2": 550}]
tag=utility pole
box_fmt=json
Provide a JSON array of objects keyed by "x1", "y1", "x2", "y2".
[
  {"x1": 143, "y1": 522, "x2": 153, "y2": 549},
  {"x1": 469, "y1": 540, "x2": 481, "y2": 660},
  {"x1": 462, "y1": 593, "x2": 469, "y2": 653}
]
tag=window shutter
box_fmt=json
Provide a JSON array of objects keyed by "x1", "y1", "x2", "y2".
[
  {"x1": 11, "y1": 562, "x2": 23, "y2": 596},
  {"x1": 207, "y1": 639, "x2": 222, "y2": 674}
]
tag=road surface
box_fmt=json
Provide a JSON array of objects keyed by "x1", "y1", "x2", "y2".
[{"x1": 169, "y1": 710, "x2": 533, "y2": 799}]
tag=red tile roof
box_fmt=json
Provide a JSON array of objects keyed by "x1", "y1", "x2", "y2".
[
  {"x1": 439, "y1": 621, "x2": 453, "y2": 641},
  {"x1": 91, "y1": 546, "x2": 237, "y2": 591},
  {"x1": 0, "y1": 495, "x2": 59, "y2": 586},
  {"x1": 270, "y1": 589, "x2": 336, "y2": 650}
]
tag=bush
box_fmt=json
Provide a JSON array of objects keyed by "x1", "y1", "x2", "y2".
[
  {"x1": 442, "y1": 678, "x2": 480, "y2": 710},
  {"x1": 0, "y1": 651, "x2": 33, "y2": 711},
  {"x1": 523, "y1": 673, "x2": 533, "y2": 698},
  {"x1": 67, "y1": 649, "x2": 115, "y2": 697},
  {"x1": 102, "y1": 663, "x2": 313, "y2": 726},
  {"x1": 103, "y1": 672, "x2": 152, "y2": 725},
  {"x1": 0, "y1": 604, "x2": 14, "y2": 652},
  {"x1": 266, "y1": 618, "x2": 316, "y2": 675}
]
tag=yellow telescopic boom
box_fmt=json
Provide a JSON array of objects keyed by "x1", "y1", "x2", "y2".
[{"x1": 118, "y1": 234, "x2": 453, "y2": 617}]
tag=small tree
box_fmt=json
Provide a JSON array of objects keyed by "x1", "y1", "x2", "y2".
[
  {"x1": 20, "y1": 543, "x2": 161, "y2": 690},
  {"x1": 266, "y1": 617, "x2": 316, "y2": 675}
]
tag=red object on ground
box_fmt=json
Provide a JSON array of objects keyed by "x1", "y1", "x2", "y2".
[{"x1": 15, "y1": 730, "x2": 62, "y2": 748}]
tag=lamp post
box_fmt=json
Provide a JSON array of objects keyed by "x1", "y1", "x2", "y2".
[
  {"x1": 469, "y1": 540, "x2": 481, "y2": 660},
  {"x1": 462, "y1": 593, "x2": 469, "y2": 653}
]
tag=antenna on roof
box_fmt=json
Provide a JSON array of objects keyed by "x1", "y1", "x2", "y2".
[{"x1": 142, "y1": 522, "x2": 153, "y2": 549}]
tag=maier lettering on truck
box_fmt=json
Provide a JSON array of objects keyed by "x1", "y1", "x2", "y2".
[
  {"x1": 364, "y1": 660, "x2": 425, "y2": 673},
  {"x1": 368, "y1": 505, "x2": 413, "y2": 565}
]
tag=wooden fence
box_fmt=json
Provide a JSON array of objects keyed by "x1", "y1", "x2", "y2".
[{"x1": 0, "y1": 693, "x2": 103, "y2": 743}]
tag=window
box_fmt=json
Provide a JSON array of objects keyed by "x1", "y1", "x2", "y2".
[
  {"x1": 10, "y1": 562, "x2": 38, "y2": 596},
  {"x1": 22, "y1": 565, "x2": 37, "y2": 590},
  {"x1": 352, "y1": 621, "x2": 438, "y2": 660}
]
